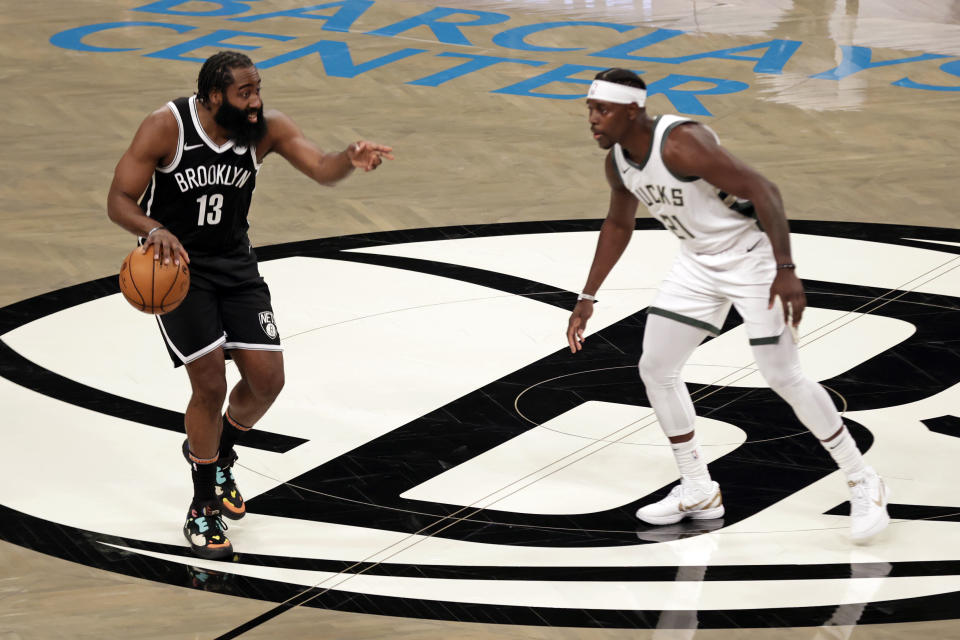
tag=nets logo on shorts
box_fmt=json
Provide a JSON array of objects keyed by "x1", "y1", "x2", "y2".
[{"x1": 258, "y1": 310, "x2": 277, "y2": 339}]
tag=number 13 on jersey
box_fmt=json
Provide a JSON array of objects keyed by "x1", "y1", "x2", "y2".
[{"x1": 197, "y1": 193, "x2": 223, "y2": 226}]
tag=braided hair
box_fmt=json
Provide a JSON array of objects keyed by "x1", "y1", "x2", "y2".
[
  {"x1": 594, "y1": 68, "x2": 647, "y2": 90},
  {"x1": 197, "y1": 51, "x2": 255, "y2": 104}
]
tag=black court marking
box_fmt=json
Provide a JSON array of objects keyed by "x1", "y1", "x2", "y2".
[
  {"x1": 922, "y1": 415, "x2": 960, "y2": 438},
  {"x1": 244, "y1": 276, "x2": 959, "y2": 547},
  {"x1": 825, "y1": 502, "x2": 960, "y2": 522},
  {"x1": 329, "y1": 251, "x2": 578, "y2": 310},
  {"x1": 0, "y1": 339, "x2": 306, "y2": 454},
  {"x1": 0, "y1": 274, "x2": 304, "y2": 453}
]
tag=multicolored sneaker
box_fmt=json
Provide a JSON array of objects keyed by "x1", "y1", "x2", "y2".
[
  {"x1": 183, "y1": 502, "x2": 232, "y2": 559},
  {"x1": 182, "y1": 440, "x2": 246, "y2": 520},
  {"x1": 215, "y1": 448, "x2": 246, "y2": 520}
]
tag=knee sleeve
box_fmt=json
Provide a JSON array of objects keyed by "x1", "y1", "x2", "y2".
[
  {"x1": 640, "y1": 315, "x2": 710, "y2": 438},
  {"x1": 638, "y1": 350, "x2": 678, "y2": 390},
  {"x1": 753, "y1": 334, "x2": 842, "y2": 440}
]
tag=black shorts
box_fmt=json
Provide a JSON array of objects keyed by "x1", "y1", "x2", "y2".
[{"x1": 155, "y1": 245, "x2": 282, "y2": 367}]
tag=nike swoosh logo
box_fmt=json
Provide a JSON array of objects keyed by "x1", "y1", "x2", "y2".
[
  {"x1": 183, "y1": 143, "x2": 204, "y2": 151},
  {"x1": 873, "y1": 482, "x2": 886, "y2": 507},
  {"x1": 679, "y1": 491, "x2": 721, "y2": 512},
  {"x1": 679, "y1": 499, "x2": 706, "y2": 512}
]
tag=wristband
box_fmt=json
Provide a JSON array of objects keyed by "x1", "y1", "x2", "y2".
[
  {"x1": 577, "y1": 293, "x2": 598, "y2": 303},
  {"x1": 146, "y1": 225, "x2": 165, "y2": 237},
  {"x1": 776, "y1": 263, "x2": 796, "y2": 270}
]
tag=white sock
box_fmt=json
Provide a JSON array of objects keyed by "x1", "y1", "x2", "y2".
[
  {"x1": 672, "y1": 436, "x2": 712, "y2": 491},
  {"x1": 822, "y1": 426, "x2": 867, "y2": 478}
]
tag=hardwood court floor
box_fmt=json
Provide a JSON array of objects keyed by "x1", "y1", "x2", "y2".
[{"x1": 2, "y1": 1, "x2": 959, "y2": 639}]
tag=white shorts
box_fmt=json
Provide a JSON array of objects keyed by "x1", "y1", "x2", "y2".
[{"x1": 648, "y1": 231, "x2": 786, "y2": 345}]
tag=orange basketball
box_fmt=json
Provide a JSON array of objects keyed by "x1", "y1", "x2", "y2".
[{"x1": 118, "y1": 247, "x2": 190, "y2": 315}]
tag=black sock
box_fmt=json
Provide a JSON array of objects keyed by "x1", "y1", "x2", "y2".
[
  {"x1": 187, "y1": 450, "x2": 219, "y2": 506},
  {"x1": 219, "y1": 410, "x2": 251, "y2": 460}
]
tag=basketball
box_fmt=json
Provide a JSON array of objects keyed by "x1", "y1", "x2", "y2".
[{"x1": 118, "y1": 247, "x2": 190, "y2": 315}]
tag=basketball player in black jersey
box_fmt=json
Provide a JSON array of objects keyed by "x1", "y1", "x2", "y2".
[{"x1": 106, "y1": 51, "x2": 393, "y2": 559}]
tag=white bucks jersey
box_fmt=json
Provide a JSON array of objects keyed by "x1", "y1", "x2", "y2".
[{"x1": 613, "y1": 115, "x2": 761, "y2": 254}]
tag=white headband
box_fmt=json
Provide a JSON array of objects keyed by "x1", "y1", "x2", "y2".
[{"x1": 587, "y1": 79, "x2": 646, "y2": 107}]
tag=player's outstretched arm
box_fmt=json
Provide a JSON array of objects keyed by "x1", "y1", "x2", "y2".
[
  {"x1": 567, "y1": 151, "x2": 639, "y2": 353},
  {"x1": 262, "y1": 110, "x2": 393, "y2": 186},
  {"x1": 662, "y1": 125, "x2": 805, "y2": 326},
  {"x1": 107, "y1": 108, "x2": 190, "y2": 266}
]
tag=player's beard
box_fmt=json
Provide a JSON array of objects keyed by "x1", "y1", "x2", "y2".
[{"x1": 215, "y1": 99, "x2": 267, "y2": 148}]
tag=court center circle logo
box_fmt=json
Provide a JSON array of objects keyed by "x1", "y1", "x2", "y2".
[{"x1": 1, "y1": 219, "x2": 958, "y2": 629}]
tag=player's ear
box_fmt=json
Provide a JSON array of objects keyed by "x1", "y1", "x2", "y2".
[
  {"x1": 627, "y1": 103, "x2": 640, "y2": 120},
  {"x1": 210, "y1": 88, "x2": 222, "y2": 108}
]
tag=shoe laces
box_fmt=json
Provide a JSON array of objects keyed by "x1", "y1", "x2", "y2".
[
  {"x1": 196, "y1": 508, "x2": 229, "y2": 533},
  {"x1": 664, "y1": 484, "x2": 684, "y2": 502},
  {"x1": 205, "y1": 513, "x2": 228, "y2": 533},
  {"x1": 848, "y1": 477, "x2": 872, "y2": 517},
  {"x1": 216, "y1": 465, "x2": 235, "y2": 486},
  {"x1": 217, "y1": 451, "x2": 238, "y2": 485},
  {"x1": 678, "y1": 481, "x2": 714, "y2": 502}
]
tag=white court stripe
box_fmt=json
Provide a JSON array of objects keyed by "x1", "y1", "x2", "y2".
[{"x1": 103, "y1": 544, "x2": 960, "y2": 611}]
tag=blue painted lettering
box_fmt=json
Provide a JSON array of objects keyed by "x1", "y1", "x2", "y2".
[
  {"x1": 810, "y1": 45, "x2": 949, "y2": 80},
  {"x1": 493, "y1": 63, "x2": 614, "y2": 99},
  {"x1": 599, "y1": 38, "x2": 802, "y2": 75},
  {"x1": 588, "y1": 29, "x2": 685, "y2": 61},
  {"x1": 647, "y1": 74, "x2": 749, "y2": 116},
  {"x1": 893, "y1": 59, "x2": 960, "y2": 91},
  {"x1": 258, "y1": 40, "x2": 425, "y2": 75},
  {"x1": 230, "y1": 0, "x2": 372, "y2": 32},
  {"x1": 49, "y1": 21, "x2": 196, "y2": 52},
  {"x1": 491, "y1": 21, "x2": 635, "y2": 53},
  {"x1": 144, "y1": 29, "x2": 295, "y2": 62},
  {"x1": 133, "y1": 0, "x2": 259, "y2": 18},
  {"x1": 408, "y1": 52, "x2": 545, "y2": 87},
  {"x1": 365, "y1": 7, "x2": 510, "y2": 46}
]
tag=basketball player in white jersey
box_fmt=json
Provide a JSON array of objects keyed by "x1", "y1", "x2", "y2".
[{"x1": 566, "y1": 68, "x2": 889, "y2": 542}]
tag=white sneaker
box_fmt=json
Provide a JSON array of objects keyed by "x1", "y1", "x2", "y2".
[
  {"x1": 848, "y1": 467, "x2": 890, "y2": 543},
  {"x1": 636, "y1": 481, "x2": 724, "y2": 526}
]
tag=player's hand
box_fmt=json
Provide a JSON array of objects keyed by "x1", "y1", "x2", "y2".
[
  {"x1": 346, "y1": 140, "x2": 394, "y2": 172},
  {"x1": 769, "y1": 268, "x2": 805, "y2": 326},
  {"x1": 140, "y1": 228, "x2": 190, "y2": 266},
  {"x1": 566, "y1": 301, "x2": 594, "y2": 353}
]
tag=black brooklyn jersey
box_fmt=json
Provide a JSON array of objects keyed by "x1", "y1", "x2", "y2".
[{"x1": 139, "y1": 95, "x2": 259, "y2": 256}]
